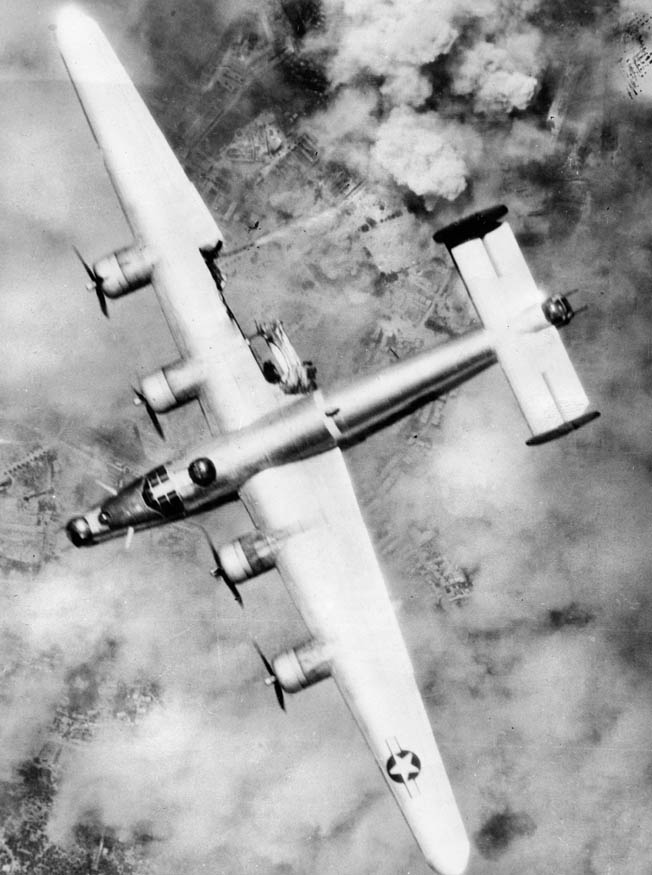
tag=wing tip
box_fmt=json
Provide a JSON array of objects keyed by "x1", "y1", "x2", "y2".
[
  {"x1": 433, "y1": 204, "x2": 508, "y2": 249},
  {"x1": 422, "y1": 833, "x2": 470, "y2": 875},
  {"x1": 408, "y1": 799, "x2": 470, "y2": 875},
  {"x1": 525, "y1": 410, "x2": 600, "y2": 446},
  {"x1": 56, "y1": 5, "x2": 98, "y2": 44}
]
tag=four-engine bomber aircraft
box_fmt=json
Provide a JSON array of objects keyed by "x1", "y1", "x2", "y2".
[{"x1": 58, "y1": 7, "x2": 598, "y2": 874}]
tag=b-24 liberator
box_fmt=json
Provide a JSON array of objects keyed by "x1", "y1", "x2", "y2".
[{"x1": 58, "y1": 7, "x2": 598, "y2": 874}]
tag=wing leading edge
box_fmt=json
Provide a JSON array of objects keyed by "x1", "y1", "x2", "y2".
[
  {"x1": 57, "y1": 6, "x2": 281, "y2": 433},
  {"x1": 241, "y1": 451, "x2": 470, "y2": 875},
  {"x1": 57, "y1": 5, "x2": 220, "y2": 255}
]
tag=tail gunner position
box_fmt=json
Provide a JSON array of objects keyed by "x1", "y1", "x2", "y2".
[{"x1": 59, "y1": 8, "x2": 598, "y2": 875}]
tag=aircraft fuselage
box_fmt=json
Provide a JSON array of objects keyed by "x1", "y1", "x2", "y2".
[{"x1": 67, "y1": 328, "x2": 495, "y2": 546}]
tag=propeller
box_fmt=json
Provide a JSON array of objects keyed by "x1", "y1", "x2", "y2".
[
  {"x1": 253, "y1": 642, "x2": 285, "y2": 711},
  {"x1": 95, "y1": 479, "x2": 118, "y2": 496},
  {"x1": 564, "y1": 289, "x2": 589, "y2": 317},
  {"x1": 196, "y1": 525, "x2": 243, "y2": 606},
  {"x1": 132, "y1": 387, "x2": 165, "y2": 440},
  {"x1": 211, "y1": 558, "x2": 243, "y2": 607},
  {"x1": 73, "y1": 246, "x2": 108, "y2": 318}
]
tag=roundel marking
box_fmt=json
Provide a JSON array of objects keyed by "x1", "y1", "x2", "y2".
[{"x1": 386, "y1": 749, "x2": 421, "y2": 784}]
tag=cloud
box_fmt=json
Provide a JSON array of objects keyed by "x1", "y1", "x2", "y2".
[
  {"x1": 450, "y1": 37, "x2": 541, "y2": 113},
  {"x1": 302, "y1": 0, "x2": 545, "y2": 207},
  {"x1": 320, "y1": 0, "x2": 461, "y2": 105},
  {"x1": 371, "y1": 107, "x2": 476, "y2": 203},
  {"x1": 300, "y1": 86, "x2": 379, "y2": 172}
]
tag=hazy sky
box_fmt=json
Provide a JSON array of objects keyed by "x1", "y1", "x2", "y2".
[{"x1": 2, "y1": 2, "x2": 652, "y2": 874}]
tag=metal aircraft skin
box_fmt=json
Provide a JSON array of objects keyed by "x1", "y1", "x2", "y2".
[{"x1": 57, "y1": 7, "x2": 598, "y2": 874}]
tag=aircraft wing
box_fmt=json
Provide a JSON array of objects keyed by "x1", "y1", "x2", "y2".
[
  {"x1": 241, "y1": 452, "x2": 470, "y2": 875},
  {"x1": 59, "y1": 12, "x2": 469, "y2": 870},
  {"x1": 435, "y1": 207, "x2": 599, "y2": 445},
  {"x1": 57, "y1": 7, "x2": 279, "y2": 434}
]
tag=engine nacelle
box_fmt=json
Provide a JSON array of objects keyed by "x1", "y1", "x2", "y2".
[
  {"x1": 138, "y1": 358, "x2": 204, "y2": 413},
  {"x1": 273, "y1": 640, "x2": 331, "y2": 694},
  {"x1": 92, "y1": 245, "x2": 154, "y2": 298},
  {"x1": 515, "y1": 294, "x2": 575, "y2": 334},
  {"x1": 542, "y1": 294, "x2": 574, "y2": 328},
  {"x1": 214, "y1": 531, "x2": 278, "y2": 584}
]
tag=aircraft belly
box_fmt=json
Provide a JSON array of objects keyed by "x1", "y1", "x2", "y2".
[{"x1": 240, "y1": 452, "x2": 469, "y2": 874}]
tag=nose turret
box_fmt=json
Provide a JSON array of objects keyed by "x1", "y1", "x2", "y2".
[
  {"x1": 65, "y1": 472, "x2": 168, "y2": 548},
  {"x1": 97, "y1": 475, "x2": 163, "y2": 528},
  {"x1": 66, "y1": 516, "x2": 95, "y2": 547}
]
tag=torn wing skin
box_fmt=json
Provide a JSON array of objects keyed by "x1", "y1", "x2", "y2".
[{"x1": 434, "y1": 206, "x2": 599, "y2": 445}]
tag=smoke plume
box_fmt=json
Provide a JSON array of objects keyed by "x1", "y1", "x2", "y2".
[{"x1": 301, "y1": 0, "x2": 546, "y2": 203}]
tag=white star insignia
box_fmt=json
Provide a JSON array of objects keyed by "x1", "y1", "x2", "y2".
[{"x1": 387, "y1": 750, "x2": 420, "y2": 784}]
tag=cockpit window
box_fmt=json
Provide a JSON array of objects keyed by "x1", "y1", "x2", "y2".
[{"x1": 142, "y1": 465, "x2": 184, "y2": 517}]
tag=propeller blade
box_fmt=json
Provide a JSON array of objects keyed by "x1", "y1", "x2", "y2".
[
  {"x1": 208, "y1": 548, "x2": 222, "y2": 574},
  {"x1": 144, "y1": 400, "x2": 164, "y2": 439},
  {"x1": 194, "y1": 524, "x2": 221, "y2": 572},
  {"x1": 271, "y1": 678, "x2": 285, "y2": 711},
  {"x1": 73, "y1": 246, "x2": 109, "y2": 318},
  {"x1": 253, "y1": 642, "x2": 285, "y2": 711},
  {"x1": 196, "y1": 525, "x2": 243, "y2": 607},
  {"x1": 72, "y1": 245, "x2": 95, "y2": 282},
  {"x1": 95, "y1": 479, "x2": 118, "y2": 496},
  {"x1": 95, "y1": 285, "x2": 109, "y2": 318},
  {"x1": 220, "y1": 574, "x2": 243, "y2": 606},
  {"x1": 133, "y1": 388, "x2": 164, "y2": 439},
  {"x1": 253, "y1": 641, "x2": 274, "y2": 676}
]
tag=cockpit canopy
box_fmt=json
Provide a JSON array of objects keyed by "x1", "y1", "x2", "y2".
[{"x1": 141, "y1": 465, "x2": 184, "y2": 517}]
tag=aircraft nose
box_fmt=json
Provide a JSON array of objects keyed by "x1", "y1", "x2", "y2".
[{"x1": 66, "y1": 516, "x2": 94, "y2": 547}]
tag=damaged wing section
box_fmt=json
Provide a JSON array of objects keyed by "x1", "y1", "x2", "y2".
[{"x1": 255, "y1": 321, "x2": 317, "y2": 394}]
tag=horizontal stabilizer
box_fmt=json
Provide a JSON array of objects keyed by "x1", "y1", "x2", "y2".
[
  {"x1": 435, "y1": 207, "x2": 599, "y2": 444},
  {"x1": 433, "y1": 204, "x2": 508, "y2": 249}
]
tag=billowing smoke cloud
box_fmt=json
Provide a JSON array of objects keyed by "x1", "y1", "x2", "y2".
[
  {"x1": 301, "y1": 0, "x2": 545, "y2": 203},
  {"x1": 371, "y1": 108, "x2": 478, "y2": 205},
  {"x1": 450, "y1": 34, "x2": 541, "y2": 112},
  {"x1": 321, "y1": 0, "x2": 461, "y2": 104}
]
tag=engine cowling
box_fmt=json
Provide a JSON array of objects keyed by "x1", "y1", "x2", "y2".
[
  {"x1": 542, "y1": 294, "x2": 574, "y2": 327},
  {"x1": 515, "y1": 294, "x2": 575, "y2": 334},
  {"x1": 137, "y1": 358, "x2": 204, "y2": 413},
  {"x1": 214, "y1": 531, "x2": 278, "y2": 584},
  {"x1": 272, "y1": 640, "x2": 331, "y2": 694},
  {"x1": 92, "y1": 245, "x2": 154, "y2": 298}
]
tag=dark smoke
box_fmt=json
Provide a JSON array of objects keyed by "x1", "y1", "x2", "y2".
[{"x1": 474, "y1": 809, "x2": 537, "y2": 859}]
